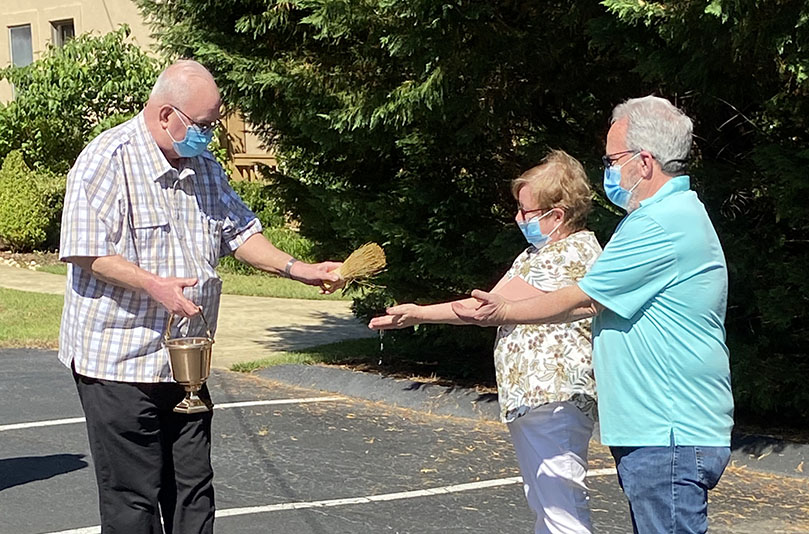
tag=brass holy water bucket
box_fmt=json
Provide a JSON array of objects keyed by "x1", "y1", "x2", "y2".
[{"x1": 165, "y1": 310, "x2": 214, "y2": 414}]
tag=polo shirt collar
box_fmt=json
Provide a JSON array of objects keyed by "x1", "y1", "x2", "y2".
[
  {"x1": 134, "y1": 112, "x2": 175, "y2": 182},
  {"x1": 639, "y1": 175, "x2": 690, "y2": 208}
]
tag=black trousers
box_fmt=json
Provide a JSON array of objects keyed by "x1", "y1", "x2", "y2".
[{"x1": 74, "y1": 369, "x2": 215, "y2": 534}]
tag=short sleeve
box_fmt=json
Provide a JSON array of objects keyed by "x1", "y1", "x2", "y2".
[
  {"x1": 216, "y1": 170, "x2": 262, "y2": 256},
  {"x1": 519, "y1": 233, "x2": 601, "y2": 292},
  {"x1": 59, "y1": 151, "x2": 122, "y2": 260},
  {"x1": 578, "y1": 214, "x2": 676, "y2": 320}
]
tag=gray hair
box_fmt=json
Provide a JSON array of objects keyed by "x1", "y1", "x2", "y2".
[
  {"x1": 611, "y1": 95, "x2": 693, "y2": 175},
  {"x1": 149, "y1": 59, "x2": 215, "y2": 108}
]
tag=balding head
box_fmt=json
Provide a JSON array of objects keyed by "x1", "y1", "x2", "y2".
[
  {"x1": 144, "y1": 59, "x2": 222, "y2": 164},
  {"x1": 149, "y1": 59, "x2": 219, "y2": 109}
]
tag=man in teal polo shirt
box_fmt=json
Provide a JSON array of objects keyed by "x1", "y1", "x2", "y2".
[{"x1": 453, "y1": 95, "x2": 733, "y2": 533}]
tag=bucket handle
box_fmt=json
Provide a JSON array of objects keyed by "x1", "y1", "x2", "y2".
[{"x1": 164, "y1": 307, "x2": 214, "y2": 343}]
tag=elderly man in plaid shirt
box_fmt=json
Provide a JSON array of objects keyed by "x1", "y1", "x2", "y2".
[{"x1": 58, "y1": 60, "x2": 342, "y2": 534}]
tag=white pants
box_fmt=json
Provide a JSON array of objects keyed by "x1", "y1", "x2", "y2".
[{"x1": 507, "y1": 401, "x2": 595, "y2": 534}]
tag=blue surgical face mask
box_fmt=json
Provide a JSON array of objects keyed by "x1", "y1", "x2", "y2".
[
  {"x1": 603, "y1": 152, "x2": 643, "y2": 210},
  {"x1": 517, "y1": 210, "x2": 562, "y2": 249},
  {"x1": 167, "y1": 107, "x2": 214, "y2": 158}
]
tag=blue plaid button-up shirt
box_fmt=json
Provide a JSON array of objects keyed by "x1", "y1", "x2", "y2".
[{"x1": 59, "y1": 112, "x2": 261, "y2": 382}]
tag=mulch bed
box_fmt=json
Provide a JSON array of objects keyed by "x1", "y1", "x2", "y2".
[{"x1": 0, "y1": 250, "x2": 62, "y2": 270}]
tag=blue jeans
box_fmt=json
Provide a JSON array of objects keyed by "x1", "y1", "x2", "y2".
[{"x1": 610, "y1": 443, "x2": 730, "y2": 534}]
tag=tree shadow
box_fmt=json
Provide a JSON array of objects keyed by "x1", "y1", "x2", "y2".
[
  {"x1": 255, "y1": 311, "x2": 374, "y2": 353},
  {"x1": 0, "y1": 453, "x2": 88, "y2": 491},
  {"x1": 402, "y1": 380, "x2": 499, "y2": 405},
  {"x1": 731, "y1": 432, "x2": 792, "y2": 455}
]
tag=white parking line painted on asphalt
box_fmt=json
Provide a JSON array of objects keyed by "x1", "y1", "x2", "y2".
[
  {"x1": 0, "y1": 417, "x2": 87, "y2": 432},
  {"x1": 0, "y1": 397, "x2": 345, "y2": 432},
  {"x1": 39, "y1": 468, "x2": 618, "y2": 534}
]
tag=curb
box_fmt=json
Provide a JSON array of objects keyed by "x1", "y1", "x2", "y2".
[
  {"x1": 256, "y1": 363, "x2": 501, "y2": 421},
  {"x1": 254, "y1": 363, "x2": 809, "y2": 479}
]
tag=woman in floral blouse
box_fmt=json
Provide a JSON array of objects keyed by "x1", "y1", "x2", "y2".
[{"x1": 369, "y1": 149, "x2": 602, "y2": 534}]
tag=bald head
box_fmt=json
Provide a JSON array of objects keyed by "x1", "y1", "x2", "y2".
[
  {"x1": 144, "y1": 60, "x2": 222, "y2": 163},
  {"x1": 149, "y1": 60, "x2": 219, "y2": 109}
]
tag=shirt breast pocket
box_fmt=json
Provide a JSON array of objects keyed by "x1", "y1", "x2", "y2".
[{"x1": 130, "y1": 208, "x2": 171, "y2": 272}]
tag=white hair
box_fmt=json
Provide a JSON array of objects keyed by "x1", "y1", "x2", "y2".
[
  {"x1": 612, "y1": 95, "x2": 693, "y2": 175},
  {"x1": 149, "y1": 59, "x2": 215, "y2": 108}
]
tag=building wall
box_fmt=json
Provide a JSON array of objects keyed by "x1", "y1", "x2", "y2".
[
  {"x1": 223, "y1": 113, "x2": 277, "y2": 181},
  {"x1": 0, "y1": 0, "x2": 275, "y2": 180}
]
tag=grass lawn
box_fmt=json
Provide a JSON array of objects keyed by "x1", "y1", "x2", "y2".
[
  {"x1": 35, "y1": 264, "x2": 348, "y2": 301},
  {"x1": 218, "y1": 272, "x2": 349, "y2": 300},
  {"x1": 36, "y1": 264, "x2": 67, "y2": 275},
  {"x1": 0, "y1": 287, "x2": 63, "y2": 348}
]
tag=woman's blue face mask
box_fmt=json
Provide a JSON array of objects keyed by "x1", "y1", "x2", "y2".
[
  {"x1": 603, "y1": 152, "x2": 642, "y2": 210},
  {"x1": 517, "y1": 209, "x2": 562, "y2": 249},
  {"x1": 167, "y1": 107, "x2": 214, "y2": 158}
]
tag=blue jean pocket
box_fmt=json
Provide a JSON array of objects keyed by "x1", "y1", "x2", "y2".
[{"x1": 694, "y1": 446, "x2": 730, "y2": 490}]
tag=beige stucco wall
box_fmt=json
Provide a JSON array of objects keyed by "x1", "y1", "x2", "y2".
[{"x1": 0, "y1": 0, "x2": 153, "y2": 101}]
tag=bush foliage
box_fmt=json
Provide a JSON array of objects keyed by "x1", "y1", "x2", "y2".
[
  {"x1": 0, "y1": 26, "x2": 161, "y2": 174},
  {"x1": 0, "y1": 151, "x2": 65, "y2": 251},
  {"x1": 0, "y1": 27, "x2": 162, "y2": 252},
  {"x1": 218, "y1": 180, "x2": 316, "y2": 274},
  {"x1": 132, "y1": 0, "x2": 807, "y2": 423}
]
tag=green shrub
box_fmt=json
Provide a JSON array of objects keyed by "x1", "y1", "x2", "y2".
[
  {"x1": 219, "y1": 227, "x2": 316, "y2": 274},
  {"x1": 218, "y1": 180, "x2": 315, "y2": 274},
  {"x1": 0, "y1": 151, "x2": 65, "y2": 251},
  {"x1": 0, "y1": 26, "x2": 160, "y2": 174},
  {"x1": 229, "y1": 180, "x2": 285, "y2": 229},
  {"x1": 218, "y1": 226, "x2": 316, "y2": 275}
]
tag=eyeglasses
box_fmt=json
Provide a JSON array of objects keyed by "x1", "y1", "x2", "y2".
[
  {"x1": 601, "y1": 150, "x2": 638, "y2": 168},
  {"x1": 171, "y1": 106, "x2": 221, "y2": 135},
  {"x1": 517, "y1": 206, "x2": 545, "y2": 220},
  {"x1": 517, "y1": 206, "x2": 564, "y2": 221}
]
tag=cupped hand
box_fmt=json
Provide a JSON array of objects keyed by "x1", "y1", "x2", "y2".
[
  {"x1": 368, "y1": 303, "x2": 421, "y2": 330},
  {"x1": 146, "y1": 276, "x2": 200, "y2": 318},
  {"x1": 450, "y1": 290, "x2": 509, "y2": 326}
]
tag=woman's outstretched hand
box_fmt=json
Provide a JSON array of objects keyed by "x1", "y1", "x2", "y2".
[{"x1": 368, "y1": 303, "x2": 421, "y2": 330}]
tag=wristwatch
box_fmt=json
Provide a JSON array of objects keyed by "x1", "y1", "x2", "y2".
[{"x1": 284, "y1": 258, "x2": 298, "y2": 278}]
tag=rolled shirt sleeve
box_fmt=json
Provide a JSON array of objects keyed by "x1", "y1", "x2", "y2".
[
  {"x1": 215, "y1": 169, "x2": 262, "y2": 257},
  {"x1": 578, "y1": 213, "x2": 677, "y2": 320}
]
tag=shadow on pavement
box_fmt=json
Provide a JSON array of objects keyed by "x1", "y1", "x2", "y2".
[
  {"x1": 403, "y1": 380, "x2": 498, "y2": 406},
  {"x1": 732, "y1": 433, "x2": 791, "y2": 455},
  {"x1": 0, "y1": 453, "x2": 88, "y2": 491},
  {"x1": 256, "y1": 310, "x2": 373, "y2": 351}
]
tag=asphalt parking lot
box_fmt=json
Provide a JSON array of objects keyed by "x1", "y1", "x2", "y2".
[{"x1": 2, "y1": 349, "x2": 808, "y2": 534}]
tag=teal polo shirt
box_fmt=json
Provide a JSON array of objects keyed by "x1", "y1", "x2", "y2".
[{"x1": 578, "y1": 176, "x2": 733, "y2": 446}]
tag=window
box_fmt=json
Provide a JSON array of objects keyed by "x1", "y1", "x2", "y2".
[
  {"x1": 51, "y1": 19, "x2": 75, "y2": 48},
  {"x1": 9, "y1": 24, "x2": 33, "y2": 67}
]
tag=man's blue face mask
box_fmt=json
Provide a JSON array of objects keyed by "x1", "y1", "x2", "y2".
[
  {"x1": 517, "y1": 209, "x2": 562, "y2": 249},
  {"x1": 167, "y1": 106, "x2": 214, "y2": 158},
  {"x1": 603, "y1": 152, "x2": 642, "y2": 210}
]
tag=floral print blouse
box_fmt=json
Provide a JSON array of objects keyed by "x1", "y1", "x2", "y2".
[{"x1": 493, "y1": 230, "x2": 603, "y2": 423}]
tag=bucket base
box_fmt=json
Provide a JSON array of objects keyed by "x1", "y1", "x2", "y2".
[{"x1": 173, "y1": 396, "x2": 214, "y2": 414}]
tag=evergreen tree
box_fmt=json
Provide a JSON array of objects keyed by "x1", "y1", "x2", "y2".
[{"x1": 138, "y1": 0, "x2": 809, "y2": 422}]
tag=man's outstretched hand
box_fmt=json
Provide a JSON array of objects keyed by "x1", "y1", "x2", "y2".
[
  {"x1": 450, "y1": 290, "x2": 510, "y2": 326},
  {"x1": 292, "y1": 261, "x2": 345, "y2": 293}
]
